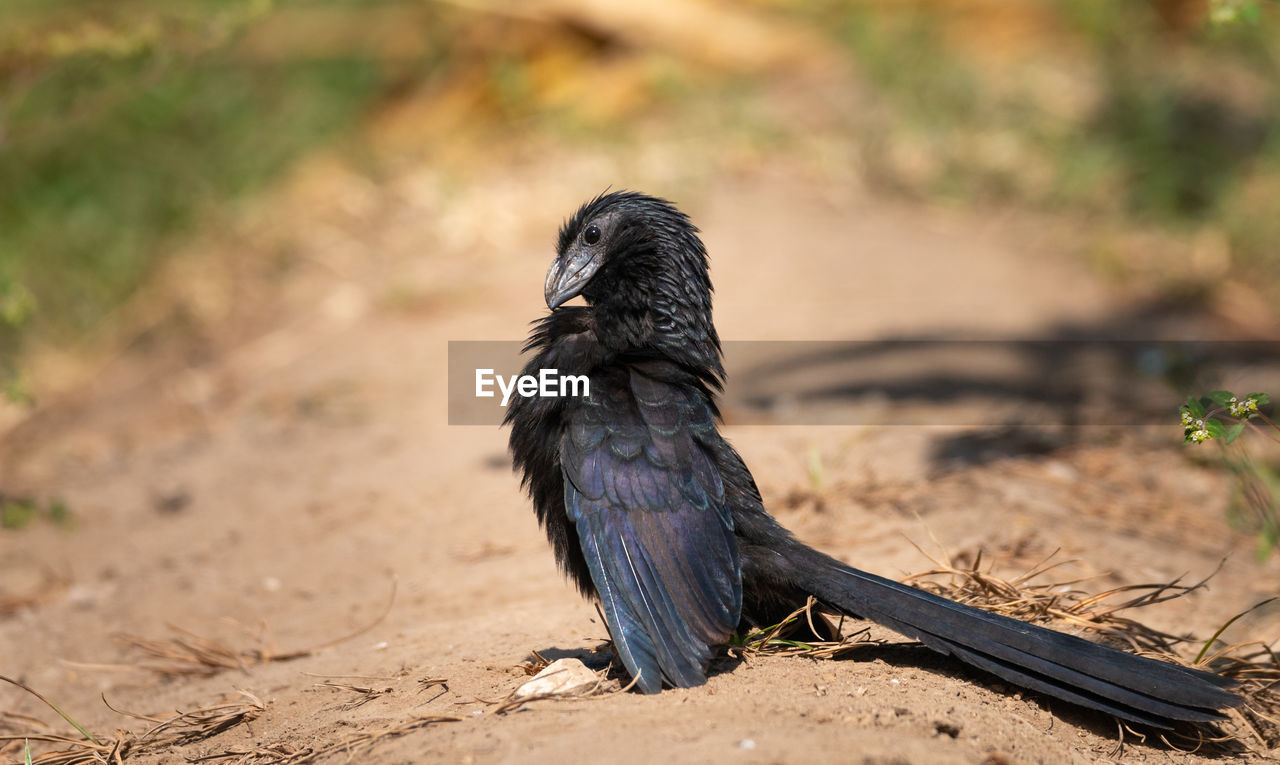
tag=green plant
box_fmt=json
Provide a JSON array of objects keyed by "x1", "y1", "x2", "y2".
[
  {"x1": 0, "y1": 275, "x2": 36, "y2": 401},
  {"x1": 0, "y1": 496, "x2": 73, "y2": 530},
  {"x1": 1210, "y1": 0, "x2": 1280, "y2": 25},
  {"x1": 1180, "y1": 390, "x2": 1279, "y2": 558},
  {"x1": 1180, "y1": 390, "x2": 1275, "y2": 445},
  {"x1": 0, "y1": 0, "x2": 438, "y2": 398},
  {"x1": 811, "y1": 1, "x2": 1280, "y2": 308}
]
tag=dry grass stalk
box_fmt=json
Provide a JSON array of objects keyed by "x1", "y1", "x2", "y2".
[
  {"x1": 115, "y1": 628, "x2": 254, "y2": 677},
  {"x1": 1202, "y1": 637, "x2": 1280, "y2": 752},
  {"x1": 713, "y1": 549, "x2": 1277, "y2": 754},
  {"x1": 415, "y1": 677, "x2": 448, "y2": 693},
  {"x1": 518, "y1": 650, "x2": 552, "y2": 676},
  {"x1": 107, "y1": 580, "x2": 397, "y2": 678},
  {"x1": 416, "y1": 678, "x2": 449, "y2": 704},
  {"x1": 312, "y1": 681, "x2": 392, "y2": 710},
  {"x1": 0, "y1": 687, "x2": 264, "y2": 764},
  {"x1": 116, "y1": 691, "x2": 265, "y2": 749},
  {"x1": 0, "y1": 710, "x2": 52, "y2": 734},
  {"x1": 187, "y1": 744, "x2": 307, "y2": 765},
  {"x1": 188, "y1": 716, "x2": 463, "y2": 764},
  {"x1": 729, "y1": 598, "x2": 874, "y2": 661},
  {"x1": 489, "y1": 668, "x2": 632, "y2": 715},
  {"x1": 901, "y1": 548, "x2": 1279, "y2": 754},
  {"x1": 900, "y1": 546, "x2": 1210, "y2": 656}
]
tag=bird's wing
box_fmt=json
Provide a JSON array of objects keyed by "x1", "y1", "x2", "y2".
[{"x1": 561, "y1": 365, "x2": 741, "y2": 692}]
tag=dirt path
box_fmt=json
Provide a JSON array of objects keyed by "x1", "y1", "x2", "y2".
[{"x1": 2, "y1": 156, "x2": 1278, "y2": 764}]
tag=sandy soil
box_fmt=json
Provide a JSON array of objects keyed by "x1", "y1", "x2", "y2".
[{"x1": 2, "y1": 155, "x2": 1279, "y2": 765}]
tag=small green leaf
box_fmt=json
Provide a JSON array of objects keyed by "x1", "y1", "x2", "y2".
[
  {"x1": 1196, "y1": 596, "x2": 1279, "y2": 662},
  {"x1": 1186, "y1": 397, "x2": 1207, "y2": 418},
  {"x1": 1225, "y1": 422, "x2": 1246, "y2": 444},
  {"x1": 1258, "y1": 524, "x2": 1279, "y2": 561},
  {"x1": 806, "y1": 446, "x2": 823, "y2": 491},
  {"x1": 0, "y1": 279, "x2": 36, "y2": 328},
  {"x1": 1246, "y1": 392, "x2": 1270, "y2": 406},
  {"x1": 1, "y1": 500, "x2": 37, "y2": 530},
  {"x1": 1207, "y1": 390, "x2": 1235, "y2": 407},
  {"x1": 49, "y1": 499, "x2": 71, "y2": 526},
  {"x1": 1205, "y1": 419, "x2": 1228, "y2": 439}
]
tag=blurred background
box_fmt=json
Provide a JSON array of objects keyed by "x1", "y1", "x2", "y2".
[{"x1": 2, "y1": 0, "x2": 1279, "y2": 408}]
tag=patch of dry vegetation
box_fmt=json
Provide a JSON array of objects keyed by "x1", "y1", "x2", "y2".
[
  {"x1": 0, "y1": 676, "x2": 264, "y2": 765},
  {"x1": 1, "y1": 669, "x2": 462, "y2": 765},
  {"x1": 65, "y1": 581, "x2": 397, "y2": 679},
  {"x1": 731, "y1": 549, "x2": 1278, "y2": 755},
  {"x1": 187, "y1": 715, "x2": 463, "y2": 765}
]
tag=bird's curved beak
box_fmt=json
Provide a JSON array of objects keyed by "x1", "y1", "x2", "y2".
[{"x1": 544, "y1": 248, "x2": 603, "y2": 310}]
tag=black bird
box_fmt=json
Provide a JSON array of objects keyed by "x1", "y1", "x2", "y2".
[{"x1": 505, "y1": 191, "x2": 1241, "y2": 727}]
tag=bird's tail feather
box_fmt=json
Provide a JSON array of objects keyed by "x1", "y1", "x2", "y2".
[{"x1": 791, "y1": 547, "x2": 1241, "y2": 728}]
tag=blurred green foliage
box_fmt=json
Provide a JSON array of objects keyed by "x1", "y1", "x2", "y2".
[
  {"x1": 5, "y1": 55, "x2": 378, "y2": 321},
  {"x1": 1224, "y1": 451, "x2": 1280, "y2": 559},
  {"x1": 0, "y1": 495, "x2": 70, "y2": 529},
  {"x1": 1210, "y1": 0, "x2": 1278, "y2": 25},
  {"x1": 2, "y1": 0, "x2": 1278, "y2": 407},
  {"x1": 0, "y1": 0, "x2": 426, "y2": 396},
  {"x1": 816, "y1": 0, "x2": 1279, "y2": 288},
  {"x1": 1072, "y1": 1, "x2": 1278, "y2": 220}
]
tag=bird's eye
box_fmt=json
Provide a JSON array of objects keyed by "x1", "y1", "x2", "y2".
[{"x1": 583, "y1": 224, "x2": 601, "y2": 245}]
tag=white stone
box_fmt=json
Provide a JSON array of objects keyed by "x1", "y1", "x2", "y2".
[{"x1": 514, "y1": 658, "x2": 601, "y2": 699}]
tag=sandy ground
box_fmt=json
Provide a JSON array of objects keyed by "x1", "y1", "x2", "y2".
[{"x1": 2, "y1": 156, "x2": 1279, "y2": 765}]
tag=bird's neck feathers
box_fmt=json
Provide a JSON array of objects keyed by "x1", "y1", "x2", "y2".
[{"x1": 585, "y1": 227, "x2": 724, "y2": 388}]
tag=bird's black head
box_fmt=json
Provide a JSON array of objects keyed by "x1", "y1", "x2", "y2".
[{"x1": 545, "y1": 191, "x2": 722, "y2": 380}]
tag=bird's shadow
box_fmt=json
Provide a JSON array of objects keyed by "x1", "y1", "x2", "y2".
[
  {"x1": 721, "y1": 296, "x2": 1280, "y2": 474},
  {"x1": 527, "y1": 645, "x2": 615, "y2": 672}
]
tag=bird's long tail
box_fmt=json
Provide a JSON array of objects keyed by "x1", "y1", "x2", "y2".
[{"x1": 789, "y1": 546, "x2": 1241, "y2": 728}]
